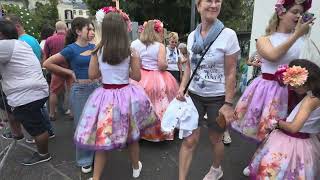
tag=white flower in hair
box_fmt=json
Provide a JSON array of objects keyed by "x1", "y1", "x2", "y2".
[{"x1": 95, "y1": 9, "x2": 106, "y2": 24}]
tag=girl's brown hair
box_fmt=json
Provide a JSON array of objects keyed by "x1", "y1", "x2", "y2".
[
  {"x1": 140, "y1": 20, "x2": 162, "y2": 46},
  {"x1": 65, "y1": 17, "x2": 92, "y2": 46},
  {"x1": 92, "y1": 12, "x2": 130, "y2": 65}
]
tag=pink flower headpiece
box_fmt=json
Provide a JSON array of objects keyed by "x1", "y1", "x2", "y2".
[
  {"x1": 275, "y1": 65, "x2": 309, "y2": 87},
  {"x1": 143, "y1": 19, "x2": 164, "y2": 33},
  {"x1": 275, "y1": 0, "x2": 312, "y2": 15},
  {"x1": 95, "y1": 6, "x2": 132, "y2": 32}
]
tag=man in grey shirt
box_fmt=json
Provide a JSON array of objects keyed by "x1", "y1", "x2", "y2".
[{"x1": 0, "y1": 19, "x2": 51, "y2": 165}]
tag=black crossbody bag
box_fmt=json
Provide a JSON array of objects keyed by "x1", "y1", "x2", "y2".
[{"x1": 183, "y1": 28, "x2": 225, "y2": 94}]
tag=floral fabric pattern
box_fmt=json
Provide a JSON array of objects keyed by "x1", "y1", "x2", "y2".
[
  {"x1": 249, "y1": 130, "x2": 320, "y2": 180},
  {"x1": 231, "y1": 76, "x2": 288, "y2": 142},
  {"x1": 74, "y1": 84, "x2": 159, "y2": 150}
]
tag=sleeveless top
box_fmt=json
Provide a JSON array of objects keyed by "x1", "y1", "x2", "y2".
[
  {"x1": 261, "y1": 33, "x2": 303, "y2": 74},
  {"x1": 286, "y1": 94, "x2": 320, "y2": 134},
  {"x1": 131, "y1": 39, "x2": 160, "y2": 70},
  {"x1": 98, "y1": 51, "x2": 130, "y2": 84}
]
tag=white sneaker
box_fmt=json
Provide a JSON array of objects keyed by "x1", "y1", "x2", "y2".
[
  {"x1": 81, "y1": 165, "x2": 92, "y2": 174},
  {"x1": 223, "y1": 130, "x2": 232, "y2": 145},
  {"x1": 132, "y1": 161, "x2": 142, "y2": 178},
  {"x1": 87, "y1": 178, "x2": 93, "y2": 180},
  {"x1": 243, "y1": 166, "x2": 250, "y2": 176},
  {"x1": 203, "y1": 166, "x2": 223, "y2": 180}
]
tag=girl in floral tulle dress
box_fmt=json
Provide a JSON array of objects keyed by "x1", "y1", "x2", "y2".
[
  {"x1": 231, "y1": 0, "x2": 313, "y2": 142},
  {"x1": 249, "y1": 59, "x2": 320, "y2": 179},
  {"x1": 74, "y1": 8, "x2": 158, "y2": 180},
  {"x1": 131, "y1": 20, "x2": 179, "y2": 142}
]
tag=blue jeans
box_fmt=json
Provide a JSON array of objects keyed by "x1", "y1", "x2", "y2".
[{"x1": 70, "y1": 82, "x2": 99, "y2": 167}]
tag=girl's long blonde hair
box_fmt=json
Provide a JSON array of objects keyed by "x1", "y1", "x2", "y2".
[
  {"x1": 265, "y1": 13, "x2": 280, "y2": 36},
  {"x1": 140, "y1": 20, "x2": 162, "y2": 46}
]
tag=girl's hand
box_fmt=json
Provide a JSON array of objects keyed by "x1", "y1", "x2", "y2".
[
  {"x1": 294, "y1": 16, "x2": 315, "y2": 38},
  {"x1": 67, "y1": 69, "x2": 76, "y2": 83}
]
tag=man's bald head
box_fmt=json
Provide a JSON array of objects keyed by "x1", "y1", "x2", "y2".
[{"x1": 55, "y1": 21, "x2": 67, "y2": 32}]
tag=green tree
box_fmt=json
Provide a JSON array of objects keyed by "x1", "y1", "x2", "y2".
[
  {"x1": 2, "y1": 4, "x2": 38, "y2": 38},
  {"x1": 2, "y1": 0, "x2": 59, "y2": 40},
  {"x1": 83, "y1": 0, "x2": 253, "y2": 34}
]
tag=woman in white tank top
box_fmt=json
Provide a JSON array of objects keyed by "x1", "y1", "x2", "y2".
[{"x1": 231, "y1": 0, "x2": 314, "y2": 143}]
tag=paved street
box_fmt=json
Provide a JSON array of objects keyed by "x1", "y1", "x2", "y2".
[{"x1": 0, "y1": 113, "x2": 256, "y2": 180}]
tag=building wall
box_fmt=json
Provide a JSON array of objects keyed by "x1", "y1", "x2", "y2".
[
  {"x1": 0, "y1": 0, "x2": 25, "y2": 7},
  {"x1": 57, "y1": 3, "x2": 89, "y2": 28}
]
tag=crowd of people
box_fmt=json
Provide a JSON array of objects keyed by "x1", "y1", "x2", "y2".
[{"x1": 0, "y1": 0, "x2": 319, "y2": 179}]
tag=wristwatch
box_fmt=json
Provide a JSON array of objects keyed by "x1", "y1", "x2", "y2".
[{"x1": 224, "y1": 101, "x2": 233, "y2": 107}]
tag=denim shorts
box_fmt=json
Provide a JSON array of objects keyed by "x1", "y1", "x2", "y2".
[
  {"x1": 12, "y1": 97, "x2": 48, "y2": 136},
  {"x1": 189, "y1": 92, "x2": 225, "y2": 133}
]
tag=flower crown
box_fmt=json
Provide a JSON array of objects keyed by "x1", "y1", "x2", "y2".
[
  {"x1": 95, "y1": 6, "x2": 132, "y2": 32},
  {"x1": 275, "y1": 0, "x2": 312, "y2": 15},
  {"x1": 143, "y1": 19, "x2": 164, "y2": 33},
  {"x1": 275, "y1": 65, "x2": 309, "y2": 87}
]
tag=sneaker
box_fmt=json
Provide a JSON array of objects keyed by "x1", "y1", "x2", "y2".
[
  {"x1": 203, "y1": 166, "x2": 223, "y2": 180},
  {"x1": 132, "y1": 161, "x2": 142, "y2": 178},
  {"x1": 2, "y1": 131, "x2": 24, "y2": 141},
  {"x1": 65, "y1": 109, "x2": 71, "y2": 115},
  {"x1": 223, "y1": 130, "x2": 232, "y2": 145},
  {"x1": 87, "y1": 178, "x2": 93, "y2": 180},
  {"x1": 26, "y1": 138, "x2": 35, "y2": 144},
  {"x1": 21, "y1": 152, "x2": 51, "y2": 166},
  {"x1": 49, "y1": 132, "x2": 56, "y2": 139},
  {"x1": 81, "y1": 165, "x2": 92, "y2": 174},
  {"x1": 26, "y1": 133, "x2": 55, "y2": 144},
  {"x1": 243, "y1": 166, "x2": 250, "y2": 176}
]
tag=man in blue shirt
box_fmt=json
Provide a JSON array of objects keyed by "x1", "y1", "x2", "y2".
[{"x1": 4, "y1": 14, "x2": 42, "y2": 61}]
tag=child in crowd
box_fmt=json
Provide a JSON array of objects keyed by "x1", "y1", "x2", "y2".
[
  {"x1": 73, "y1": 9, "x2": 158, "y2": 180},
  {"x1": 249, "y1": 59, "x2": 320, "y2": 179}
]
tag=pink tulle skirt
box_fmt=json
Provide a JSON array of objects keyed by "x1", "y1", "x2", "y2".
[
  {"x1": 249, "y1": 130, "x2": 320, "y2": 179},
  {"x1": 132, "y1": 69, "x2": 179, "y2": 142}
]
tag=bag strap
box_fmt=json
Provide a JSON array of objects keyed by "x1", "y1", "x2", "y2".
[{"x1": 183, "y1": 27, "x2": 225, "y2": 94}]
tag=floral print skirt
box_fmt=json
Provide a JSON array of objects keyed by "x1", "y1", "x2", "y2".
[
  {"x1": 249, "y1": 130, "x2": 320, "y2": 179},
  {"x1": 74, "y1": 84, "x2": 159, "y2": 150},
  {"x1": 132, "y1": 69, "x2": 179, "y2": 142},
  {"x1": 231, "y1": 76, "x2": 288, "y2": 142}
]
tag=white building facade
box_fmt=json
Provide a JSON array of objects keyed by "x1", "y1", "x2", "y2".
[{"x1": 57, "y1": 1, "x2": 90, "y2": 28}]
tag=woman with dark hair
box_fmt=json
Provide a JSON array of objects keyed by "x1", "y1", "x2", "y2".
[
  {"x1": 249, "y1": 59, "x2": 320, "y2": 179},
  {"x1": 0, "y1": 19, "x2": 51, "y2": 166},
  {"x1": 40, "y1": 24, "x2": 55, "y2": 50},
  {"x1": 43, "y1": 17, "x2": 97, "y2": 173}
]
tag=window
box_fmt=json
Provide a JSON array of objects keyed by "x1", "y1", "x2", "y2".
[
  {"x1": 86, "y1": 11, "x2": 90, "y2": 16},
  {"x1": 73, "y1": 10, "x2": 76, "y2": 15},
  {"x1": 79, "y1": 10, "x2": 83, "y2": 15}
]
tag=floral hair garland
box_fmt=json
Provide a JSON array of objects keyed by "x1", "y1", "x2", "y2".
[
  {"x1": 275, "y1": 65, "x2": 309, "y2": 87},
  {"x1": 142, "y1": 19, "x2": 164, "y2": 33},
  {"x1": 95, "y1": 6, "x2": 132, "y2": 32},
  {"x1": 275, "y1": 0, "x2": 312, "y2": 15}
]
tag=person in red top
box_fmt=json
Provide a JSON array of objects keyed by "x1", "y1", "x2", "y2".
[{"x1": 44, "y1": 21, "x2": 70, "y2": 121}]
